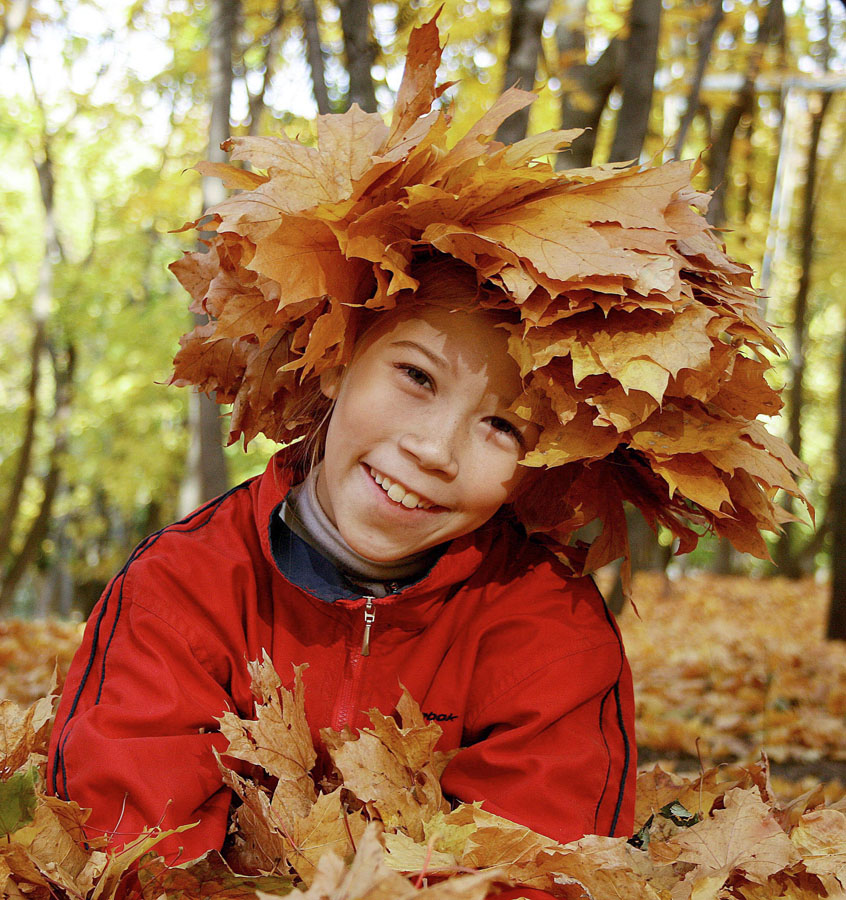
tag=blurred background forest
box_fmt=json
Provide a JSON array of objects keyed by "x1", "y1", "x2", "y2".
[{"x1": 1, "y1": 0, "x2": 845, "y2": 625}]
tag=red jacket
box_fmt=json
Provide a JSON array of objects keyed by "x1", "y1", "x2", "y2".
[{"x1": 49, "y1": 453, "x2": 635, "y2": 863}]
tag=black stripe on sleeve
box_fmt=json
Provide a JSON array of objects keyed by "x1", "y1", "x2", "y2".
[
  {"x1": 591, "y1": 583, "x2": 633, "y2": 836},
  {"x1": 50, "y1": 481, "x2": 252, "y2": 796}
]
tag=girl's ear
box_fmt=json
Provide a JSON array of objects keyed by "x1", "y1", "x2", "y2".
[{"x1": 319, "y1": 366, "x2": 344, "y2": 400}]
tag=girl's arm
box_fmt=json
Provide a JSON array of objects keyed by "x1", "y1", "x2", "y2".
[
  {"x1": 440, "y1": 578, "x2": 636, "y2": 846},
  {"x1": 49, "y1": 563, "x2": 242, "y2": 863}
]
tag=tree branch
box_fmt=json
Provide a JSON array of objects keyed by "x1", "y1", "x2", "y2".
[
  {"x1": 608, "y1": 0, "x2": 662, "y2": 163},
  {"x1": 337, "y1": 0, "x2": 377, "y2": 113},
  {"x1": 706, "y1": 0, "x2": 784, "y2": 226},
  {"x1": 673, "y1": 0, "x2": 724, "y2": 159},
  {"x1": 247, "y1": 0, "x2": 286, "y2": 135},
  {"x1": 556, "y1": 35, "x2": 624, "y2": 169}
]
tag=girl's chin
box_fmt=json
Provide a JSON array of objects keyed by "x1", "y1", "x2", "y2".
[
  {"x1": 344, "y1": 534, "x2": 434, "y2": 562},
  {"x1": 339, "y1": 516, "x2": 448, "y2": 560}
]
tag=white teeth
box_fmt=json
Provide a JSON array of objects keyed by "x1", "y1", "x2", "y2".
[{"x1": 368, "y1": 467, "x2": 434, "y2": 510}]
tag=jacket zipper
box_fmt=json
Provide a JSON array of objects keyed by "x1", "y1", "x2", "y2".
[
  {"x1": 333, "y1": 597, "x2": 376, "y2": 730},
  {"x1": 361, "y1": 597, "x2": 376, "y2": 657}
]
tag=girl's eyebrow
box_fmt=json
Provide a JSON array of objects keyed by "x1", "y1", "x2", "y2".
[{"x1": 389, "y1": 339, "x2": 450, "y2": 372}]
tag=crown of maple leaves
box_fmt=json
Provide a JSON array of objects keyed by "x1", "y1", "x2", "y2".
[{"x1": 169, "y1": 15, "x2": 809, "y2": 579}]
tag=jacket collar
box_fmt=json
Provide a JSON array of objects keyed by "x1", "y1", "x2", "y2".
[{"x1": 253, "y1": 451, "x2": 498, "y2": 610}]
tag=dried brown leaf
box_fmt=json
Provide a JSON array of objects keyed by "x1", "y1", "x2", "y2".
[
  {"x1": 218, "y1": 657, "x2": 317, "y2": 824},
  {"x1": 789, "y1": 808, "x2": 846, "y2": 884},
  {"x1": 656, "y1": 786, "x2": 799, "y2": 886},
  {"x1": 323, "y1": 686, "x2": 454, "y2": 842}
]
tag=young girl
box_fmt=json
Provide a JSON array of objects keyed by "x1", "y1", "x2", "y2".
[
  {"x1": 48, "y1": 259, "x2": 635, "y2": 863},
  {"x1": 48, "y1": 15, "x2": 803, "y2": 873}
]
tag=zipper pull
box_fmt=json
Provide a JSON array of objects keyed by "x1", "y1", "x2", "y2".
[{"x1": 361, "y1": 597, "x2": 376, "y2": 657}]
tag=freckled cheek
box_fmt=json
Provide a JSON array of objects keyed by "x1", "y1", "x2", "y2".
[
  {"x1": 496, "y1": 455, "x2": 532, "y2": 503},
  {"x1": 347, "y1": 385, "x2": 403, "y2": 432},
  {"x1": 465, "y1": 454, "x2": 522, "y2": 505}
]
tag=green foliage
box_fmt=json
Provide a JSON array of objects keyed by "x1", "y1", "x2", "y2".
[{"x1": 0, "y1": 767, "x2": 38, "y2": 835}]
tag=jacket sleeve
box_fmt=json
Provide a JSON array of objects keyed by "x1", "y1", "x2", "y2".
[
  {"x1": 48, "y1": 563, "x2": 239, "y2": 864},
  {"x1": 440, "y1": 583, "x2": 636, "y2": 847}
]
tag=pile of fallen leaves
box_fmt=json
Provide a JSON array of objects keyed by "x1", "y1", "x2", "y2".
[
  {"x1": 169, "y1": 15, "x2": 808, "y2": 584},
  {"x1": 3, "y1": 652, "x2": 846, "y2": 900},
  {"x1": 0, "y1": 618, "x2": 82, "y2": 705},
  {"x1": 620, "y1": 573, "x2": 846, "y2": 768}
]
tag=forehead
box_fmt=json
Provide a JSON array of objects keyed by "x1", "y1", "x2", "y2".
[
  {"x1": 353, "y1": 304, "x2": 523, "y2": 395},
  {"x1": 358, "y1": 304, "x2": 508, "y2": 360}
]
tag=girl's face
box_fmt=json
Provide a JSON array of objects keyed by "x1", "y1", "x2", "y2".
[{"x1": 316, "y1": 305, "x2": 539, "y2": 561}]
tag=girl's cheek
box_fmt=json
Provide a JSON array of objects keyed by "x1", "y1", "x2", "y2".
[{"x1": 476, "y1": 445, "x2": 524, "y2": 491}]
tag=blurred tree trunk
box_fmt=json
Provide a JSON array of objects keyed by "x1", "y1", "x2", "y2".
[
  {"x1": 0, "y1": 342, "x2": 76, "y2": 611},
  {"x1": 246, "y1": 0, "x2": 286, "y2": 135},
  {"x1": 301, "y1": 0, "x2": 331, "y2": 115},
  {"x1": 773, "y1": 90, "x2": 832, "y2": 576},
  {"x1": 737, "y1": 116, "x2": 755, "y2": 231},
  {"x1": 713, "y1": 536, "x2": 739, "y2": 575},
  {"x1": 673, "y1": 0, "x2": 724, "y2": 158},
  {"x1": 0, "y1": 302, "x2": 46, "y2": 567},
  {"x1": 496, "y1": 0, "x2": 552, "y2": 144},
  {"x1": 606, "y1": 509, "x2": 672, "y2": 615},
  {"x1": 706, "y1": 0, "x2": 784, "y2": 226},
  {"x1": 828, "y1": 329, "x2": 846, "y2": 640},
  {"x1": 338, "y1": 0, "x2": 377, "y2": 112},
  {"x1": 45, "y1": 511, "x2": 74, "y2": 617},
  {"x1": 555, "y1": 19, "x2": 623, "y2": 169},
  {"x1": 180, "y1": 0, "x2": 235, "y2": 515},
  {"x1": 608, "y1": 0, "x2": 662, "y2": 162},
  {"x1": 0, "y1": 66, "x2": 64, "y2": 609}
]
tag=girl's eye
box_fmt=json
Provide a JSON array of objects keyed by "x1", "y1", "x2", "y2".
[
  {"x1": 488, "y1": 417, "x2": 524, "y2": 445},
  {"x1": 396, "y1": 364, "x2": 433, "y2": 390}
]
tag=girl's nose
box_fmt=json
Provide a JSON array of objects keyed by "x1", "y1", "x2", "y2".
[{"x1": 398, "y1": 420, "x2": 460, "y2": 478}]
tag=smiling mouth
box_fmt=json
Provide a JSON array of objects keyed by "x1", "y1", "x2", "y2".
[{"x1": 367, "y1": 466, "x2": 439, "y2": 510}]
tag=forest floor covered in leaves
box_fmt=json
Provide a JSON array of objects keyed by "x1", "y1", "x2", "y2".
[
  {"x1": 1, "y1": 573, "x2": 844, "y2": 803},
  {"x1": 612, "y1": 572, "x2": 846, "y2": 804}
]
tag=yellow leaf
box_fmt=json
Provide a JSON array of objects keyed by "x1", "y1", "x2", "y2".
[
  {"x1": 652, "y1": 456, "x2": 733, "y2": 514},
  {"x1": 194, "y1": 160, "x2": 268, "y2": 190},
  {"x1": 286, "y1": 789, "x2": 366, "y2": 885},
  {"x1": 382, "y1": 830, "x2": 458, "y2": 873},
  {"x1": 790, "y1": 808, "x2": 846, "y2": 883}
]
